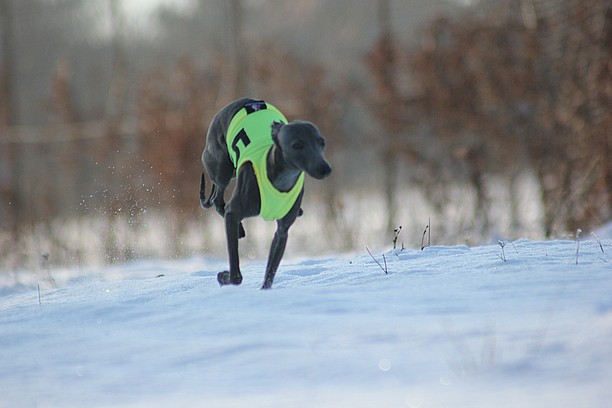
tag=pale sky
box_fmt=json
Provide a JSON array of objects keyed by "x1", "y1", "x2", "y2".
[
  {"x1": 91, "y1": 0, "x2": 194, "y2": 39},
  {"x1": 121, "y1": 0, "x2": 193, "y2": 16},
  {"x1": 120, "y1": 0, "x2": 194, "y2": 29}
]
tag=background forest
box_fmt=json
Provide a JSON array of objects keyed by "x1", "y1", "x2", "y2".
[{"x1": 0, "y1": 0, "x2": 610, "y2": 272}]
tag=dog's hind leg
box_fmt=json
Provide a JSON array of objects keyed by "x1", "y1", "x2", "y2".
[
  {"x1": 210, "y1": 185, "x2": 226, "y2": 216},
  {"x1": 203, "y1": 180, "x2": 227, "y2": 217},
  {"x1": 218, "y1": 164, "x2": 263, "y2": 286},
  {"x1": 202, "y1": 173, "x2": 246, "y2": 238},
  {"x1": 217, "y1": 210, "x2": 243, "y2": 286},
  {"x1": 199, "y1": 172, "x2": 223, "y2": 213},
  {"x1": 203, "y1": 146, "x2": 235, "y2": 217},
  {"x1": 200, "y1": 173, "x2": 211, "y2": 209}
]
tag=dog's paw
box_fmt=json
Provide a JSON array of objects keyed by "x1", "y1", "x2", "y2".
[
  {"x1": 239, "y1": 223, "x2": 246, "y2": 239},
  {"x1": 217, "y1": 271, "x2": 231, "y2": 286},
  {"x1": 217, "y1": 271, "x2": 243, "y2": 286}
]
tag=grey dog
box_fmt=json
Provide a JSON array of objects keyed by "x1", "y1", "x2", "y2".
[{"x1": 200, "y1": 98, "x2": 332, "y2": 289}]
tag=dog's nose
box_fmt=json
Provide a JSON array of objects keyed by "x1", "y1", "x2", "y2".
[{"x1": 318, "y1": 163, "x2": 332, "y2": 178}]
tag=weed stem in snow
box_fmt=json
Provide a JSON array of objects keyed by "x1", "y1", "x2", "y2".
[
  {"x1": 575, "y1": 229, "x2": 582, "y2": 265},
  {"x1": 421, "y1": 218, "x2": 431, "y2": 250},
  {"x1": 393, "y1": 226, "x2": 402, "y2": 250},
  {"x1": 591, "y1": 232, "x2": 605, "y2": 254},
  {"x1": 498, "y1": 240, "x2": 507, "y2": 262},
  {"x1": 366, "y1": 246, "x2": 388, "y2": 274}
]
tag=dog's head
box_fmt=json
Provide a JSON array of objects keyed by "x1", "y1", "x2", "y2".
[{"x1": 272, "y1": 121, "x2": 332, "y2": 179}]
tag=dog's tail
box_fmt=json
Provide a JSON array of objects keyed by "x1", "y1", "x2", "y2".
[{"x1": 200, "y1": 173, "x2": 212, "y2": 209}]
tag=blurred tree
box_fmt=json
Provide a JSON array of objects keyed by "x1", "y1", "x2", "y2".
[
  {"x1": 364, "y1": 0, "x2": 419, "y2": 232},
  {"x1": 138, "y1": 59, "x2": 219, "y2": 208},
  {"x1": 410, "y1": 0, "x2": 611, "y2": 237},
  {"x1": 528, "y1": 0, "x2": 611, "y2": 234},
  {"x1": 0, "y1": 0, "x2": 21, "y2": 248},
  {"x1": 106, "y1": 0, "x2": 127, "y2": 119},
  {"x1": 4, "y1": 0, "x2": 94, "y2": 124},
  {"x1": 0, "y1": 0, "x2": 17, "y2": 126},
  {"x1": 411, "y1": 15, "x2": 539, "y2": 236},
  {"x1": 225, "y1": 0, "x2": 247, "y2": 99}
]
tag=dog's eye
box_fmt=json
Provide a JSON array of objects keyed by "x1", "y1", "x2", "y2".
[{"x1": 292, "y1": 141, "x2": 304, "y2": 150}]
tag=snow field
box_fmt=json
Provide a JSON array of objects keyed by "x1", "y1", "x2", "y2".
[{"x1": 0, "y1": 238, "x2": 611, "y2": 407}]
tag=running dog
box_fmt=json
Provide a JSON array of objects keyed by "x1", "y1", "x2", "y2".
[{"x1": 200, "y1": 98, "x2": 332, "y2": 289}]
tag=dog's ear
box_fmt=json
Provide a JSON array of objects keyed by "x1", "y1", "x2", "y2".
[{"x1": 271, "y1": 121, "x2": 285, "y2": 145}]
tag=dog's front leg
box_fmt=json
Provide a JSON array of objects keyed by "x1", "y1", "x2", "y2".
[
  {"x1": 261, "y1": 191, "x2": 303, "y2": 289},
  {"x1": 261, "y1": 223, "x2": 289, "y2": 290}
]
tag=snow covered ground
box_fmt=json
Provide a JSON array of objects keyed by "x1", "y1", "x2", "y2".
[{"x1": 1, "y1": 237, "x2": 611, "y2": 407}]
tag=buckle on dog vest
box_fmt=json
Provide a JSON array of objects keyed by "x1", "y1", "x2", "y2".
[{"x1": 244, "y1": 100, "x2": 267, "y2": 114}]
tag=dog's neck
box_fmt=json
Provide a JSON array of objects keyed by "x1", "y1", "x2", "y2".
[{"x1": 267, "y1": 145, "x2": 302, "y2": 192}]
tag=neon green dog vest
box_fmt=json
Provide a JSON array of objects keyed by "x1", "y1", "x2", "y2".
[{"x1": 226, "y1": 102, "x2": 305, "y2": 221}]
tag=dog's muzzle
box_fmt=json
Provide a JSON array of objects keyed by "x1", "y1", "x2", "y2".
[{"x1": 312, "y1": 162, "x2": 332, "y2": 179}]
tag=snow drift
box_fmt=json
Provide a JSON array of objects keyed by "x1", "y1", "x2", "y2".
[{"x1": 1, "y1": 238, "x2": 611, "y2": 407}]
